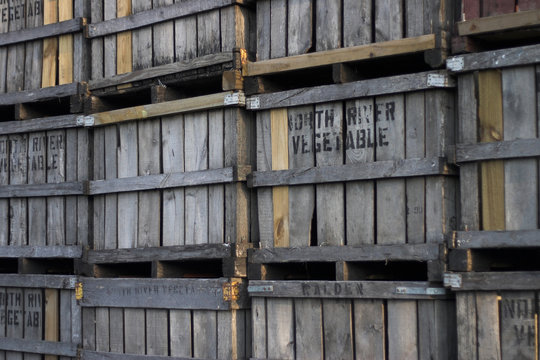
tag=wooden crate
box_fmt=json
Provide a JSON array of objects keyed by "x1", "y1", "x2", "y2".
[
  {"x1": 250, "y1": 280, "x2": 456, "y2": 359},
  {"x1": 445, "y1": 271, "x2": 540, "y2": 359},
  {"x1": 449, "y1": 49, "x2": 540, "y2": 249},
  {"x1": 0, "y1": 115, "x2": 90, "y2": 249},
  {"x1": 87, "y1": 0, "x2": 254, "y2": 98},
  {"x1": 461, "y1": 0, "x2": 539, "y2": 19},
  {"x1": 84, "y1": 91, "x2": 254, "y2": 252},
  {"x1": 0, "y1": 0, "x2": 89, "y2": 119},
  {"x1": 246, "y1": 0, "x2": 456, "y2": 82},
  {"x1": 0, "y1": 274, "x2": 80, "y2": 359},
  {"x1": 79, "y1": 277, "x2": 251, "y2": 359},
  {"x1": 249, "y1": 71, "x2": 457, "y2": 250}
]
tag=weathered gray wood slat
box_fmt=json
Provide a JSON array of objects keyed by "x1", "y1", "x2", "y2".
[
  {"x1": 124, "y1": 308, "x2": 145, "y2": 355},
  {"x1": 109, "y1": 308, "x2": 124, "y2": 353},
  {"x1": 208, "y1": 110, "x2": 225, "y2": 244},
  {"x1": 23, "y1": 288, "x2": 43, "y2": 360},
  {"x1": 0, "y1": 0, "x2": 8, "y2": 93},
  {"x1": 447, "y1": 43, "x2": 540, "y2": 73},
  {"x1": 146, "y1": 309, "x2": 168, "y2": 356},
  {"x1": 251, "y1": 298, "x2": 267, "y2": 358},
  {"x1": 104, "y1": 124, "x2": 117, "y2": 250},
  {"x1": 354, "y1": 300, "x2": 385, "y2": 358},
  {"x1": 169, "y1": 310, "x2": 191, "y2": 357},
  {"x1": 0, "y1": 275, "x2": 77, "y2": 289},
  {"x1": 193, "y1": 311, "x2": 217, "y2": 358},
  {"x1": 88, "y1": 45, "x2": 233, "y2": 89},
  {"x1": 0, "y1": 245, "x2": 82, "y2": 258},
  {"x1": 269, "y1": 0, "x2": 287, "y2": 58},
  {"x1": 287, "y1": 0, "x2": 312, "y2": 56},
  {"x1": 8, "y1": 133, "x2": 28, "y2": 246},
  {"x1": 86, "y1": 243, "x2": 232, "y2": 263},
  {"x1": 294, "y1": 299, "x2": 323, "y2": 359},
  {"x1": 456, "y1": 138, "x2": 540, "y2": 162},
  {"x1": 387, "y1": 301, "x2": 418, "y2": 359},
  {"x1": 5, "y1": 287, "x2": 23, "y2": 360},
  {"x1": 323, "y1": 299, "x2": 353, "y2": 359},
  {"x1": 266, "y1": 298, "x2": 294, "y2": 358},
  {"x1": 73, "y1": 0, "x2": 91, "y2": 83},
  {"x1": 453, "y1": 230, "x2": 540, "y2": 248},
  {"x1": 476, "y1": 293, "x2": 501, "y2": 359},
  {"x1": 24, "y1": 0, "x2": 44, "y2": 94},
  {"x1": 248, "y1": 71, "x2": 455, "y2": 110},
  {"x1": 65, "y1": 130, "x2": 79, "y2": 246},
  {"x1": 0, "y1": 133, "x2": 7, "y2": 246},
  {"x1": 500, "y1": 291, "x2": 536, "y2": 359},
  {"x1": 256, "y1": 0, "x2": 270, "y2": 60},
  {"x1": 87, "y1": 0, "x2": 237, "y2": 38},
  {"x1": 0, "y1": 182, "x2": 85, "y2": 198},
  {"x1": 0, "y1": 82, "x2": 80, "y2": 106},
  {"x1": 456, "y1": 293, "x2": 477, "y2": 359},
  {"x1": 249, "y1": 157, "x2": 454, "y2": 187},
  {"x1": 0, "y1": 18, "x2": 83, "y2": 47},
  {"x1": 0, "y1": 338, "x2": 77, "y2": 357},
  {"x1": 79, "y1": 278, "x2": 248, "y2": 310},
  {"x1": 95, "y1": 308, "x2": 110, "y2": 353},
  {"x1": 90, "y1": 0, "x2": 104, "y2": 80},
  {"x1": 248, "y1": 243, "x2": 441, "y2": 263},
  {"x1": 375, "y1": 0, "x2": 403, "y2": 42},
  {"x1": 81, "y1": 350, "x2": 205, "y2": 360},
  {"x1": 103, "y1": 0, "x2": 116, "y2": 78},
  {"x1": 59, "y1": 289, "x2": 73, "y2": 360},
  {"x1": 249, "y1": 280, "x2": 449, "y2": 299},
  {"x1": 132, "y1": 0, "x2": 153, "y2": 72},
  {"x1": 256, "y1": 111, "x2": 274, "y2": 248},
  {"x1": 153, "y1": 0, "x2": 174, "y2": 66},
  {"x1": 447, "y1": 272, "x2": 540, "y2": 291},
  {"x1": 27, "y1": 131, "x2": 47, "y2": 249}
]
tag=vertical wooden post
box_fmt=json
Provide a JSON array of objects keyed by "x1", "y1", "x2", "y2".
[
  {"x1": 58, "y1": 0, "x2": 73, "y2": 85},
  {"x1": 42, "y1": 0, "x2": 58, "y2": 88},
  {"x1": 44, "y1": 289, "x2": 59, "y2": 360},
  {"x1": 116, "y1": 0, "x2": 132, "y2": 74},
  {"x1": 271, "y1": 108, "x2": 289, "y2": 247},
  {"x1": 478, "y1": 70, "x2": 505, "y2": 230}
]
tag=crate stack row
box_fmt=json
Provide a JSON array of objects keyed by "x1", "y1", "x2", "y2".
[{"x1": 0, "y1": 0, "x2": 539, "y2": 359}]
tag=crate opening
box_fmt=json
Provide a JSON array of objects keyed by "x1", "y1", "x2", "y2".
[
  {"x1": 460, "y1": 248, "x2": 540, "y2": 272},
  {"x1": 93, "y1": 262, "x2": 152, "y2": 278},
  {"x1": 343, "y1": 261, "x2": 428, "y2": 281},
  {"x1": 260, "y1": 262, "x2": 336, "y2": 281},
  {"x1": 0, "y1": 259, "x2": 18, "y2": 273},
  {"x1": 20, "y1": 258, "x2": 75, "y2": 275},
  {"x1": 156, "y1": 259, "x2": 223, "y2": 279}
]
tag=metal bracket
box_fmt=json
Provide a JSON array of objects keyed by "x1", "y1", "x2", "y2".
[
  {"x1": 427, "y1": 73, "x2": 452, "y2": 87},
  {"x1": 76, "y1": 115, "x2": 95, "y2": 127},
  {"x1": 248, "y1": 285, "x2": 274, "y2": 294},
  {"x1": 444, "y1": 273, "x2": 463, "y2": 289},
  {"x1": 246, "y1": 96, "x2": 260, "y2": 110},
  {"x1": 224, "y1": 92, "x2": 246, "y2": 106},
  {"x1": 75, "y1": 282, "x2": 83, "y2": 300},
  {"x1": 447, "y1": 57, "x2": 464, "y2": 72},
  {"x1": 395, "y1": 287, "x2": 447, "y2": 296},
  {"x1": 223, "y1": 281, "x2": 240, "y2": 301}
]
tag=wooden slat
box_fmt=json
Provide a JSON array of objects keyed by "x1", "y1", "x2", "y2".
[
  {"x1": 479, "y1": 70, "x2": 505, "y2": 231},
  {"x1": 271, "y1": 108, "x2": 289, "y2": 247},
  {"x1": 244, "y1": 34, "x2": 437, "y2": 76},
  {"x1": 161, "y1": 114, "x2": 185, "y2": 246},
  {"x1": 316, "y1": 0, "x2": 341, "y2": 51},
  {"x1": 174, "y1": 11, "x2": 197, "y2": 61},
  {"x1": 248, "y1": 71, "x2": 454, "y2": 110},
  {"x1": 0, "y1": 338, "x2": 77, "y2": 357},
  {"x1": 287, "y1": 0, "x2": 312, "y2": 56},
  {"x1": 86, "y1": 91, "x2": 241, "y2": 126},
  {"x1": 248, "y1": 243, "x2": 441, "y2": 263},
  {"x1": 453, "y1": 230, "x2": 540, "y2": 248},
  {"x1": 0, "y1": 245, "x2": 81, "y2": 258},
  {"x1": 0, "y1": 275, "x2": 76, "y2": 289},
  {"x1": 323, "y1": 299, "x2": 353, "y2": 359},
  {"x1": 169, "y1": 310, "x2": 191, "y2": 357},
  {"x1": 343, "y1": 0, "x2": 372, "y2": 46},
  {"x1": 456, "y1": 293, "x2": 477, "y2": 359},
  {"x1": 42, "y1": 0, "x2": 58, "y2": 88},
  {"x1": 132, "y1": 0, "x2": 152, "y2": 71},
  {"x1": 462, "y1": 0, "x2": 481, "y2": 20},
  {"x1": 256, "y1": 0, "x2": 270, "y2": 61},
  {"x1": 208, "y1": 110, "x2": 225, "y2": 244},
  {"x1": 27, "y1": 132, "x2": 47, "y2": 248},
  {"x1": 500, "y1": 291, "x2": 536, "y2": 359},
  {"x1": 153, "y1": 0, "x2": 174, "y2": 66},
  {"x1": 0, "y1": 82, "x2": 80, "y2": 106},
  {"x1": 9, "y1": 133, "x2": 28, "y2": 246},
  {"x1": 249, "y1": 280, "x2": 449, "y2": 300},
  {"x1": 6, "y1": 288, "x2": 23, "y2": 360},
  {"x1": 24, "y1": 0, "x2": 45, "y2": 93},
  {"x1": 476, "y1": 292, "x2": 501, "y2": 359},
  {"x1": 0, "y1": 18, "x2": 83, "y2": 47},
  {"x1": 0, "y1": 133, "x2": 8, "y2": 246},
  {"x1": 0, "y1": 0, "x2": 9, "y2": 93},
  {"x1": 502, "y1": 66, "x2": 538, "y2": 231},
  {"x1": 59, "y1": 290, "x2": 72, "y2": 360},
  {"x1": 90, "y1": 1, "x2": 104, "y2": 80},
  {"x1": 104, "y1": 0, "x2": 117, "y2": 78},
  {"x1": 256, "y1": 111, "x2": 274, "y2": 248},
  {"x1": 58, "y1": 0, "x2": 74, "y2": 85},
  {"x1": 79, "y1": 278, "x2": 248, "y2": 310},
  {"x1": 146, "y1": 310, "x2": 168, "y2": 355},
  {"x1": 288, "y1": 106, "x2": 315, "y2": 247},
  {"x1": 116, "y1": 0, "x2": 132, "y2": 75},
  {"x1": 354, "y1": 300, "x2": 385, "y2": 358},
  {"x1": 0, "y1": 288, "x2": 5, "y2": 360},
  {"x1": 6, "y1": 0, "x2": 27, "y2": 93},
  {"x1": 44, "y1": 289, "x2": 59, "y2": 360},
  {"x1": 458, "y1": 9, "x2": 540, "y2": 35},
  {"x1": 95, "y1": 308, "x2": 110, "y2": 353},
  {"x1": 456, "y1": 138, "x2": 540, "y2": 162},
  {"x1": 87, "y1": 0, "x2": 233, "y2": 38},
  {"x1": 447, "y1": 272, "x2": 540, "y2": 290},
  {"x1": 266, "y1": 298, "x2": 294, "y2": 358},
  {"x1": 483, "y1": 0, "x2": 516, "y2": 16},
  {"x1": 269, "y1": 0, "x2": 286, "y2": 58},
  {"x1": 0, "y1": 182, "x2": 85, "y2": 198},
  {"x1": 294, "y1": 299, "x2": 323, "y2": 359},
  {"x1": 375, "y1": 0, "x2": 403, "y2": 42},
  {"x1": 193, "y1": 311, "x2": 217, "y2": 358},
  {"x1": 387, "y1": 301, "x2": 418, "y2": 360},
  {"x1": 109, "y1": 308, "x2": 124, "y2": 353},
  {"x1": 124, "y1": 308, "x2": 145, "y2": 355},
  {"x1": 46, "y1": 130, "x2": 66, "y2": 246}
]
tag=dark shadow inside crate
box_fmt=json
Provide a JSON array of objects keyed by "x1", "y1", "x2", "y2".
[
  {"x1": 93, "y1": 262, "x2": 152, "y2": 278},
  {"x1": 342, "y1": 261, "x2": 428, "y2": 281},
  {"x1": 0, "y1": 105, "x2": 15, "y2": 121},
  {"x1": 15, "y1": 99, "x2": 73, "y2": 120},
  {"x1": 156, "y1": 259, "x2": 223, "y2": 279},
  {"x1": 19, "y1": 258, "x2": 75, "y2": 275},
  {"x1": 450, "y1": 248, "x2": 540, "y2": 272},
  {"x1": 0, "y1": 258, "x2": 18, "y2": 273},
  {"x1": 260, "y1": 262, "x2": 336, "y2": 281}
]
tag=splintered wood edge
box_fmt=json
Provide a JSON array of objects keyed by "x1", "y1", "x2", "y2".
[
  {"x1": 457, "y1": 9, "x2": 540, "y2": 36},
  {"x1": 244, "y1": 34, "x2": 437, "y2": 76}
]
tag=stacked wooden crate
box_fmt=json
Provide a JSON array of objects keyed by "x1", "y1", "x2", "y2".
[{"x1": 0, "y1": 1, "x2": 89, "y2": 359}]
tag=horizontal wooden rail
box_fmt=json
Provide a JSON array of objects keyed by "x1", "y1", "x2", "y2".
[
  {"x1": 0, "y1": 182, "x2": 86, "y2": 198},
  {"x1": 81, "y1": 351, "x2": 197, "y2": 360},
  {"x1": 246, "y1": 71, "x2": 454, "y2": 110},
  {"x1": 0, "y1": 18, "x2": 84, "y2": 46},
  {"x1": 78, "y1": 91, "x2": 245, "y2": 126},
  {"x1": 86, "y1": 0, "x2": 250, "y2": 38},
  {"x1": 88, "y1": 52, "x2": 234, "y2": 90},
  {"x1": 79, "y1": 278, "x2": 248, "y2": 310},
  {"x1": 455, "y1": 138, "x2": 540, "y2": 163},
  {"x1": 447, "y1": 42, "x2": 540, "y2": 72},
  {"x1": 243, "y1": 34, "x2": 437, "y2": 77},
  {"x1": 0, "y1": 245, "x2": 82, "y2": 258},
  {"x1": 0, "y1": 338, "x2": 77, "y2": 357},
  {"x1": 88, "y1": 166, "x2": 249, "y2": 195},
  {"x1": 458, "y1": 9, "x2": 540, "y2": 36},
  {"x1": 0, "y1": 274, "x2": 77, "y2": 289},
  {"x1": 86, "y1": 243, "x2": 235, "y2": 264},
  {"x1": 248, "y1": 280, "x2": 450, "y2": 300},
  {"x1": 0, "y1": 114, "x2": 81, "y2": 135},
  {"x1": 445, "y1": 271, "x2": 540, "y2": 291},
  {"x1": 452, "y1": 230, "x2": 540, "y2": 248},
  {"x1": 0, "y1": 82, "x2": 81, "y2": 106},
  {"x1": 248, "y1": 244, "x2": 441, "y2": 263},
  {"x1": 248, "y1": 157, "x2": 455, "y2": 188}
]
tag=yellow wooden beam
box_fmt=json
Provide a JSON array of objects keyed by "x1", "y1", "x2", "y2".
[
  {"x1": 42, "y1": 0, "x2": 58, "y2": 87},
  {"x1": 58, "y1": 0, "x2": 73, "y2": 85},
  {"x1": 244, "y1": 34, "x2": 436, "y2": 77},
  {"x1": 458, "y1": 9, "x2": 540, "y2": 36},
  {"x1": 271, "y1": 108, "x2": 289, "y2": 248},
  {"x1": 117, "y1": 0, "x2": 132, "y2": 75}
]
